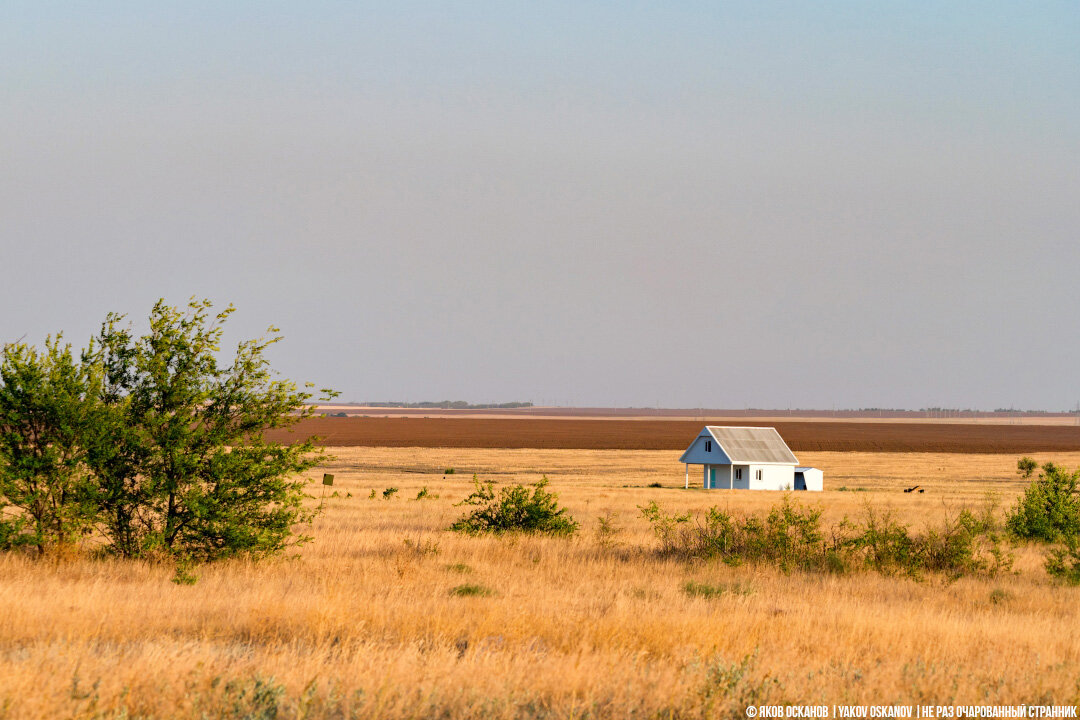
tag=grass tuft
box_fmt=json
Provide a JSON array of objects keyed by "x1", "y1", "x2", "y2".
[{"x1": 449, "y1": 583, "x2": 492, "y2": 597}]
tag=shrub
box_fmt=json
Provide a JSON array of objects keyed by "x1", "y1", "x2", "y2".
[
  {"x1": 1045, "y1": 537, "x2": 1080, "y2": 585},
  {"x1": 450, "y1": 475, "x2": 577, "y2": 536},
  {"x1": 444, "y1": 468, "x2": 455, "y2": 475},
  {"x1": 851, "y1": 507, "x2": 918, "y2": 574},
  {"x1": 401, "y1": 537, "x2": 439, "y2": 556},
  {"x1": 918, "y1": 506, "x2": 1012, "y2": 578},
  {"x1": 638, "y1": 501, "x2": 691, "y2": 555},
  {"x1": 171, "y1": 558, "x2": 198, "y2": 585},
  {"x1": 1006, "y1": 462, "x2": 1080, "y2": 542},
  {"x1": 414, "y1": 486, "x2": 437, "y2": 500},
  {"x1": 382, "y1": 487, "x2": 399, "y2": 499},
  {"x1": 697, "y1": 652, "x2": 780, "y2": 717},
  {"x1": 595, "y1": 510, "x2": 622, "y2": 549},
  {"x1": 640, "y1": 498, "x2": 1012, "y2": 579},
  {"x1": 684, "y1": 581, "x2": 752, "y2": 599},
  {"x1": 640, "y1": 497, "x2": 827, "y2": 572},
  {"x1": 1017, "y1": 456, "x2": 1038, "y2": 478}
]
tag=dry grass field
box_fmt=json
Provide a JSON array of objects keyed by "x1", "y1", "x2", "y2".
[{"x1": 2, "y1": 447, "x2": 1080, "y2": 718}]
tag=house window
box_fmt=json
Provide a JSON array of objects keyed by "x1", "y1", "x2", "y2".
[
  {"x1": 755, "y1": 469, "x2": 763, "y2": 480},
  {"x1": 735, "y1": 468, "x2": 742, "y2": 480},
  {"x1": 705, "y1": 440, "x2": 711, "y2": 452}
]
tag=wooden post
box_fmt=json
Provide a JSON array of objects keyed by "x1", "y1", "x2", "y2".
[{"x1": 685, "y1": 463, "x2": 689, "y2": 489}]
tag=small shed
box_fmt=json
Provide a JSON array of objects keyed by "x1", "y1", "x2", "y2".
[
  {"x1": 678, "y1": 425, "x2": 823, "y2": 491},
  {"x1": 794, "y1": 467, "x2": 824, "y2": 492}
]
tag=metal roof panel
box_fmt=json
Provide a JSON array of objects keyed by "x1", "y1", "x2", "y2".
[{"x1": 705, "y1": 426, "x2": 798, "y2": 464}]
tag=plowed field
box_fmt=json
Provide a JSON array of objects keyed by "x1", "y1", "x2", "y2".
[{"x1": 266, "y1": 416, "x2": 1080, "y2": 453}]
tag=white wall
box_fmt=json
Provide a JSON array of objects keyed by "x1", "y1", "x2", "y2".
[
  {"x1": 749, "y1": 464, "x2": 795, "y2": 491},
  {"x1": 702, "y1": 464, "x2": 799, "y2": 490},
  {"x1": 799, "y1": 468, "x2": 824, "y2": 491}
]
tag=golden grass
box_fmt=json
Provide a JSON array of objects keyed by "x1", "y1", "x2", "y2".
[{"x1": 1, "y1": 448, "x2": 1079, "y2": 718}]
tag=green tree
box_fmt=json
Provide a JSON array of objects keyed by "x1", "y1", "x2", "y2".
[
  {"x1": 89, "y1": 299, "x2": 327, "y2": 560},
  {"x1": 1006, "y1": 462, "x2": 1080, "y2": 542},
  {"x1": 0, "y1": 337, "x2": 102, "y2": 554},
  {"x1": 1017, "y1": 456, "x2": 1038, "y2": 478}
]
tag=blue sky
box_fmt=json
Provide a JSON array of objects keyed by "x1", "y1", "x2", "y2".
[{"x1": 2, "y1": 2, "x2": 1079, "y2": 408}]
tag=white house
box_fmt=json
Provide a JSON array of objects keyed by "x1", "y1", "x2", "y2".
[{"x1": 678, "y1": 426, "x2": 823, "y2": 491}]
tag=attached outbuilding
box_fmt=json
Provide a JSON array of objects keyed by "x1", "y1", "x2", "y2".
[{"x1": 678, "y1": 426, "x2": 823, "y2": 491}]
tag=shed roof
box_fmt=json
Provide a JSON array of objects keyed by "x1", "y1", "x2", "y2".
[{"x1": 704, "y1": 426, "x2": 798, "y2": 464}]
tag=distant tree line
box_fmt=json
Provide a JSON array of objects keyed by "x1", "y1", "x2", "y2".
[
  {"x1": 361, "y1": 401, "x2": 533, "y2": 409},
  {"x1": 0, "y1": 299, "x2": 327, "y2": 564}
]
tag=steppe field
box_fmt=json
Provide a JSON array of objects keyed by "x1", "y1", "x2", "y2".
[{"x1": 2, "y1": 422, "x2": 1080, "y2": 718}]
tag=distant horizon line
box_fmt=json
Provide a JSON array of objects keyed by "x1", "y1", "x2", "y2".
[{"x1": 308, "y1": 402, "x2": 1080, "y2": 416}]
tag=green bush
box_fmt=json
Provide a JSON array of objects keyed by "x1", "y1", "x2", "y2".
[
  {"x1": 450, "y1": 475, "x2": 577, "y2": 536},
  {"x1": 851, "y1": 507, "x2": 918, "y2": 573},
  {"x1": 1017, "y1": 456, "x2": 1038, "y2": 478},
  {"x1": 382, "y1": 487, "x2": 399, "y2": 499},
  {"x1": 640, "y1": 498, "x2": 1012, "y2": 579},
  {"x1": 1045, "y1": 537, "x2": 1080, "y2": 585},
  {"x1": 640, "y1": 497, "x2": 829, "y2": 573},
  {"x1": 595, "y1": 510, "x2": 622, "y2": 549},
  {"x1": 1006, "y1": 462, "x2": 1080, "y2": 542}
]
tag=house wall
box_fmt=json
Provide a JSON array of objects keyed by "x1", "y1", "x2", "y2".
[
  {"x1": 704, "y1": 465, "x2": 728, "y2": 488},
  {"x1": 751, "y1": 464, "x2": 796, "y2": 490},
  {"x1": 704, "y1": 464, "x2": 795, "y2": 490},
  {"x1": 682, "y1": 434, "x2": 731, "y2": 465},
  {"x1": 800, "y1": 468, "x2": 824, "y2": 491},
  {"x1": 703, "y1": 464, "x2": 746, "y2": 488}
]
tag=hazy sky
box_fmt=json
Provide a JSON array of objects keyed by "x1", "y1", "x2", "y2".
[{"x1": 3, "y1": 2, "x2": 1079, "y2": 409}]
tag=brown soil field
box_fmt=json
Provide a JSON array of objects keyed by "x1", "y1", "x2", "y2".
[{"x1": 267, "y1": 416, "x2": 1080, "y2": 453}]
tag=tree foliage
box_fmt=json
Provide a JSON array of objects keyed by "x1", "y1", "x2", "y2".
[
  {"x1": 0, "y1": 299, "x2": 326, "y2": 562},
  {"x1": 0, "y1": 337, "x2": 102, "y2": 553},
  {"x1": 1017, "y1": 456, "x2": 1038, "y2": 478},
  {"x1": 1005, "y1": 462, "x2": 1080, "y2": 543}
]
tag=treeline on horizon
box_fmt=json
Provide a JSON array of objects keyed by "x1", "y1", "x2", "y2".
[
  {"x1": 317, "y1": 402, "x2": 1077, "y2": 415},
  {"x1": 361, "y1": 401, "x2": 534, "y2": 410}
]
